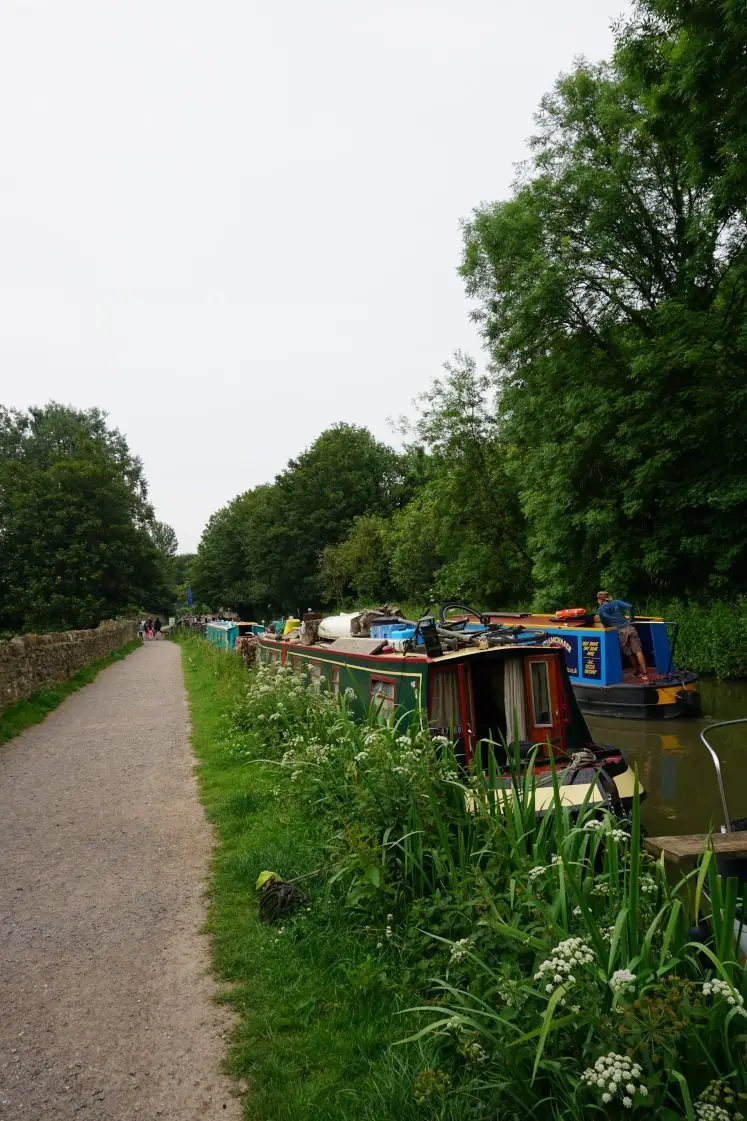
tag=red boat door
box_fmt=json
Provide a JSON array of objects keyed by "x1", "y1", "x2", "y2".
[{"x1": 523, "y1": 654, "x2": 565, "y2": 750}]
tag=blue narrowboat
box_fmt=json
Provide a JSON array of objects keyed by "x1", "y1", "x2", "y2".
[
  {"x1": 206, "y1": 621, "x2": 265, "y2": 651},
  {"x1": 459, "y1": 608, "x2": 700, "y2": 720}
]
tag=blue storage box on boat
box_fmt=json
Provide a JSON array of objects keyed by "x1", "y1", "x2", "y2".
[{"x1": 370, "y1": 623, "x2": 422, "y2": 644}]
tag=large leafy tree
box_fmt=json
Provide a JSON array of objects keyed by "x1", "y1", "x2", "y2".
[
  {"x1": 461, "y1": 47, "x2": 747, "y2": 606},
  {"x1": 320, "y1": 357, "x2": 533, "y2": 611},
  {"x1": 192, "y1": 425, "x2": 403, "y2": 615},
  {"x1": 0, "y1": 404, "x2": 171, "y2": 631}
]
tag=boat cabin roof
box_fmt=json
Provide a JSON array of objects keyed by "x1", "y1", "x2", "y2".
[
  {"x1": 483, "y1": 611, "x2": 665, "y2": 632},
  {"x1": 260, "y1": 634, "x2": 557, "y2": 667}
]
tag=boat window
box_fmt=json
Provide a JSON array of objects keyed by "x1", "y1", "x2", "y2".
[
  {"x1": 308, "y1": 662, "x2": 322, "y2": 693},
  {"x1": 503, "y1": 658, "x2": 528, "y2": 741},
  {"x1": 370, "y1": 678, "x2": 396, "y2": 724},
  {"x1": 529, "y1": 660, "x2": 552, "y2": 726},
  {"x1": 330, "y1": 666, "x2": 340, "y2": 696},
  {"x1": 429, "y1": 669, "x2": 461, "y2": 732}
]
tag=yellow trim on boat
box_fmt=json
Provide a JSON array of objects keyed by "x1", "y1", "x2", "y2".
[{"x1": 466, "y1": 766, "x2": 642, "y2": 814}]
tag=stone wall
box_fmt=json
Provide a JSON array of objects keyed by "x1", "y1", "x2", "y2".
[{"x1": 0, "y1": 620, "x2": 139, "y2": 713}]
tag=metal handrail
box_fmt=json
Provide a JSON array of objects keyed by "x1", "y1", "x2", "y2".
[{"x1": 700, "y1": 718, "x2": 747, "y2": 833}]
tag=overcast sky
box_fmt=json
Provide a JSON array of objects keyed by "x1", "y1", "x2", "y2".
[{"x1": 1, "y1": 0, "x2": 627, "y2": 552}]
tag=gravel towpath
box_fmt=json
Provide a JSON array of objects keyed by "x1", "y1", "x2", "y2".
[{"x1": 0, "y1": 641, "x2": 241, "y2": 1121}]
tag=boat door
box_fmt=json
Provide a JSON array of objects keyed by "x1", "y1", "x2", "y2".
[{"x1": 523, "y1": 653, "x2": 565, "y2": 748}]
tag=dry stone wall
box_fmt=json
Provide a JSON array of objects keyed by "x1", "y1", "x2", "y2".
[{"x1": 0, "y1": 620, "x2": 138, "y2": 713}]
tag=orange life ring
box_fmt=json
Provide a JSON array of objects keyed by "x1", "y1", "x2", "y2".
[{"x1": 555, "y1": 607, "x2": 586, "y2": 620}]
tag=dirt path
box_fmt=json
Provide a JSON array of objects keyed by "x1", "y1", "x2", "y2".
[{"x1": 0, "y1": 641, "x2": 242, "y2": 1121}]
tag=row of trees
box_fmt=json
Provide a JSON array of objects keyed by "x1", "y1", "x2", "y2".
[
  {"x1": 194, "y1": 0, "x2": 747, "y2": 616},
  {"x1": 0, "y1": 404, "x2": 178, "y2": 633}
]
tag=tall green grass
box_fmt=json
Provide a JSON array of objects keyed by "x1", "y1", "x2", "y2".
[
  {"x1": 649, "y1": 599, "x2": 747, "y2": 679},
  {"x1": 180, "y1": 634, "x2": 747, "y2": 1120}
]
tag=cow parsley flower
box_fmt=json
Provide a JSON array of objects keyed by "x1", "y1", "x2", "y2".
[
  {"x1": 534, "y1": 936, "x2": 594, "y2": 994},
  {"x1": 581, "y1": 1053, "x2": 646, "y2": 1108},
  {"x1": 702, "y1": 979, "x2": 747, "y2": 1016},
  {"x1": 450, "y1": 938, "x2": 470, "y2": 963},
  {"x1": 610, "y1": 969, "x2": 637, "y2": 995}
]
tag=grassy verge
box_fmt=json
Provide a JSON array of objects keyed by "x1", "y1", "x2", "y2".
[
  {"x1": 180, "y1": 633, "x2": 747, "y2": 1121},
  {"x1": 178, "y1": 634, "x2": 430, "y2": 1121},
  {"x1": 0, "y1": 638, "x2": 141, "y2": 747}
]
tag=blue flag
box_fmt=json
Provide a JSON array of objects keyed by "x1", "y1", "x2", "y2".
[{"x1": 187, "y1": 585, "x2": 193, "y2": 607}]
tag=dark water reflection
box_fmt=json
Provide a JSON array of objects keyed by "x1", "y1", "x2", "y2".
[{"x1": 587, "y1": 680, "x2": 747, "y2": 836}]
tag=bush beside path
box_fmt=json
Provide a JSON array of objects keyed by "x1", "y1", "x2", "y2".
[{"x1": 0, "y1": 640, "x2": 241, "y2": 1121}]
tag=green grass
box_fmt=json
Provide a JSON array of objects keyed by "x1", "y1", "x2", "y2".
[
  {"x1": 0, "y1": 638, "x2": 141, "y2": 747},
  {"x1": 179, "y1": 637, "x2": 437, "y2": 1121},
  {"x1": 180, "y1": 635, "x2": 747, "y2": 1120}
]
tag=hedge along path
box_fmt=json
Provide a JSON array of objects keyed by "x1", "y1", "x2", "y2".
[{"x1": 0, "y1": 640, "x2": 242, "y2": 1121}]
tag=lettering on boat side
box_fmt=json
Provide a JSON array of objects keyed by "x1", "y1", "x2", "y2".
[
  {"x1": 542, "y1": 634, "x2": 579, "y2": 677},
  {"x1": 581, "y1": 637, "x2": 602, "y2": 679}
]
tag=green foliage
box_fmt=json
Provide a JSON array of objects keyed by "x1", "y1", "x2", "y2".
[
  {"x1": 189, "y1": 4, "x2": 747, "y2": 668},
  {"x1": 193, "y1": 425, "x2": 406, "y2": 615},
  {"x1": 0, "y1": 639, "x2": 140, "y2": 746},
  {"x1": 179, "y1": 634, "x2": 444, "y2": 1121},
  {"x1": 651, "y1": 600, "x2": 747, "y2": 680},
  {"x1": 0, "y1": 404, "x2": 176, "y2": 631},
  {"x1": 183, "y1": 637, "x2": 747, "y2": 1120},
  {"x1": 318, "y1": 513, "x2": 395, "y2": 604},
  {"x1": 460, "y1": 25, "x2": 747, "y2": 606}
]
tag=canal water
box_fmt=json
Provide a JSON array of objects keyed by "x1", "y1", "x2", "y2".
[{"x1": 588, "y1": 680, "x2": 747, "y2": 836}]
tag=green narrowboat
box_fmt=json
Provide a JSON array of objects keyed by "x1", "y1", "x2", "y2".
[{"x1": 255, "y1": 625, "x2": 640, "y2": 814}]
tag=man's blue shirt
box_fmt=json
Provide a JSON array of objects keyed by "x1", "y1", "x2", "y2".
[{"x1": 598, "y1": 599, "x2": 632, "y2": 629}]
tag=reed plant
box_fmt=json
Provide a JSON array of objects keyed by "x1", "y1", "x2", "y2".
[{"x1": 189, "y1": 640, "x2": 747, "y2": 1120}]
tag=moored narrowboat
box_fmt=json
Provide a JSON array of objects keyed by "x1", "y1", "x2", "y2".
[
  {"x1": 206, "y1": 620, "x2": 265, "y2": 651},
  {"x1": 442, "y1": 604, "x2": 700, "y2": 721},
  {"x1": 256, "y1": 612, "x2": 641, "y2": 813}
]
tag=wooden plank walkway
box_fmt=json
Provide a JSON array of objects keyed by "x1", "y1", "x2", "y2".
[{"x1": 645, "y1": 832, "x2": 747, "y2": 863}]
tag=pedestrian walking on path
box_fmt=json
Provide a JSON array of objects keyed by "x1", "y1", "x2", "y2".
[{"x1": 0, "y1": 641, "x2": 241, "y2": 1121}]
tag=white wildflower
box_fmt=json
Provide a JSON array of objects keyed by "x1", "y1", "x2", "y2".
[
  {"x1": 582, "y1": 1052, "x2": 648, "y2": 1108},
  {"x1": 534, "y1": 936, "x2": 594, "y2": 995},
  {"x1": 696, "y1": 1106, "x2": 732, "y2": 1121},
  {"x1": 702, "y1": 978, "x2": 747, "y2": 1017},
  {"x1": 528, "y1": 865, "x2": 546, "y2": 882},
  {"x1": 465, "y1": 1041, "x2": 487, "y2": 1065},
  {"x1": 610, "y1": 969, "x2": 637, "y2": 996},
  {"x1": 450, "y1": 938, "x2": 470, "y2": 963}
]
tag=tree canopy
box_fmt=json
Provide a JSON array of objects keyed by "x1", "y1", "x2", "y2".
[
  {"x1": 0, "y1": 404, "x2": 177, "y2": 632},
  {"x1": 195, "y1": 2, "x2": 747, "y2": 615},
  {"x1": 460, "y1": 6, "x2": 747, "y2": 606}
]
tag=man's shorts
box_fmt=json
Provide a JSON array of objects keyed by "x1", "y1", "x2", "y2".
[{"x1": 618, "y1": 625, "x2": 642, "y2": 656}]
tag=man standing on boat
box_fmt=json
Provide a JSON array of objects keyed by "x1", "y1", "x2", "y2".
[{"x1": 595, "y1": 591, "x2": 650, "y2": 682}]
